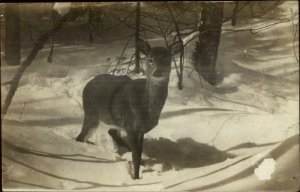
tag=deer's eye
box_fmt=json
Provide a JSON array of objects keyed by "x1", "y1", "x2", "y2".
[
  {"x1": 152, "y1": 70, "x2": 162, "y2": 77},
  {"x1": 148, "y1": 58, "x2": 154, "y2": 65}
]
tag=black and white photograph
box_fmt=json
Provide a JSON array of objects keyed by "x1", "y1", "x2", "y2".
[{"x1": 1, "y1": 1, "x2": 299, "y2": 191}]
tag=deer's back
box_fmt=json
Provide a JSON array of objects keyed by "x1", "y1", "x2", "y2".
[{"x1": 83, "y1": 74, "x2": 147, "y2": 128}]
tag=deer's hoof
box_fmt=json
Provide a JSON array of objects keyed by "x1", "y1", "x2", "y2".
[
  {"x1": 75, "y1": 137, "x2": 83, "y2": 142},
  {"x1": 75, "y1": 136, "x2": 85, "y2": 142},
  {"x1": 127, "y1": 161, "x2": 140, "y2": 180}
]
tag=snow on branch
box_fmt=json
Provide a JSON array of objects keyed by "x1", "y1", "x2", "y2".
[{"x1": 53, "y1": 3, "x2": 71, "y2": 16}]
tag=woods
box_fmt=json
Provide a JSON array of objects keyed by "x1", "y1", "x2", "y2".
[
  {"x1": 2, "y1": 1, "x2": 297, "y2": 119},
  {"x1": 1, "y1": 1, "x2": 299, "y2": 190}
]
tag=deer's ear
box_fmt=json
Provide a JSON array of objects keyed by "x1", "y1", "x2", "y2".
[
  {"x1": 138, "y1": 39, "x2": 151, "y2": 56},
  {"x1": 169, "y1": 41, "x2": 182, "y2": 55}
]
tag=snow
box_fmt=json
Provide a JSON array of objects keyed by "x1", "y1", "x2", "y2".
[
  {"x1": 254, "y1": 158, "x2": 276, "y2": 180},
  {"x1": 53, "y1": 3, "x2": 71, "y2": 16},
  {"x1": 2, "y1": 1, "x2": 299, "y2": 191}
]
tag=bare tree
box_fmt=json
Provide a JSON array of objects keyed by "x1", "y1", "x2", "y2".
[
  {"x1": 134, "y1": 2, "x2": 141, "y2": 73},
  {"x1": 192, "y1": 2, "x2": 224, "y2": 86}
]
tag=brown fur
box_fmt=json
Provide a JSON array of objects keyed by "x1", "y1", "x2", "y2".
[{"x1": 76, "y1": 47, "x2": 172, "y2": 179}]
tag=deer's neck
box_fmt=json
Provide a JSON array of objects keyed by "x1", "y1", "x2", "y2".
[{"x1": 144, "y1": 75, "x2": 170, "y2": 124}]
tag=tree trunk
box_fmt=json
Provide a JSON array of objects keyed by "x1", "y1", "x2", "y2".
[
  {"x1": 5, "y1": 3, "x2": 21, "y2": 66},
  {"x1": 134, "y1": 2, "x2": 141, "y2": 73},
  {"x1": 193, "y1": 2, "x2": 224, "y2": 86},
  {"x1": 231, "y1": 1, "x2": 239, "y2": 26},
  {"x1": 88, "y1": 4, "x2": 94, "y2": 43}
]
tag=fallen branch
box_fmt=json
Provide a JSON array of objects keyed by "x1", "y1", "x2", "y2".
[{"x1": 271, "y1": 91, "x2": 299, "y2": 101}]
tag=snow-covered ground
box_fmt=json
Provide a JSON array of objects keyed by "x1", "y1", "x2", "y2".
[{"x1": 1, "y1": 1, "x2": 299, "y2": 191}]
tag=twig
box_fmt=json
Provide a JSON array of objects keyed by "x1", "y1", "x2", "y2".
[
  {"x1": 93, "y1": 10, "x2": 135, "y2": 36},
  {"x1": 271, "y1": 91, "x2": 299, "y2": 101},
  {"x1": 111, "y1": 35, "x2": 134, "y2": 74},
  {"x1": 19, "y1": 101, "x2": 27, "y2": 120},
  {"x1": 126, "y1": 54, "x2": 136, "y2": 73},
  {"x1": 249, "y1": 15, "x2": 296, "y2": 34},
  {"x1": 97, "y1": 34, "x2": 135, "y2": 44},
  {"x1": 140, "y1": 12, "x2": 191, "y2": 26},
  {"x1": 140, "y1": 25, "x2": 162, "y2": 36},
  {"x1": 188, "y1": 69, "x2": 195, "y2": 77},
  {"x1": 222, "y1": 13, "x2": 297, "y2": 34},
  {"x1": 207, "y1": 115, "x2": 237, "y2": 146},
  {"x1": 267, "y1": 0, "x2": 284, "y2": 12},
  {"x1": 113, "y1": 15, "x2": 163, "y2": 36},
  {"x1": 283, "y1": 122, "x2": 299, "y2": 139},
  {"x1": 291, "y1": 9, "x2": 299, "y2": 63},
  {"x1": 154, "y1": 13, "x2": 170, "y2": 47},
  {"x1": 153, "y1": 9, "x2": 180, "y2": 78},
  {"x1": 167, "y1": 4, "x2": 184, "y2": 90},
  {"x1": 47, "y1": 38, "x2": 54, "y2": 63},
  {"x1": 258, "y1": 1, "x2": 267, "y2": 14},
  {"x1": 211, "y1": 95, "x2": 272, "y2": 113},
  {"x1": 222, "y1": 2, "x2": 249, "y2": 23}
]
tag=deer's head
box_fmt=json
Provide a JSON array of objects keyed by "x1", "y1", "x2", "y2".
[
  {"x1": 146, "y1": 47, "x2": 172, "y2": 79},
  {"x1": 139, "y1": 39, "x2": 180, "y2": 80}
]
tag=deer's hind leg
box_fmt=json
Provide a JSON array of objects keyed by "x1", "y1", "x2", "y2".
[
  {"x1": 76, "y1": 111, "x2": 99, "y2": 142},
  {"x1": 108, "y1": 128, "x2": 130, "y2": 151}
]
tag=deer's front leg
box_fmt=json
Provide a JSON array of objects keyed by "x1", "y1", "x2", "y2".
[
  {"x1": 138, "y1": 133, "x2": 144, "y2": 157},
  {"x1": 127, "y1": 130, "x2": 143, "y2": 179}
]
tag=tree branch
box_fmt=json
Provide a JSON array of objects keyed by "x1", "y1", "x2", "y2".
[
  {"x1": 110, "y1": 35, "x2": 134, "y2": 74},
  {"x1": 291, "y1": 9, "x2": 299, "y2": 63},
  {"x1": 167, "y1": 4, "x2": 184, "y2": 90},
  {"x1": 1, "y1": 81, "x2": 12, "y2": 86},
  {"x1": 93, "y1": 10, "x2": 135, "y2": 36}
]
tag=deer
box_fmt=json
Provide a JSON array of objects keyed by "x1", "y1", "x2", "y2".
[{"x1": 75, "y1": 40, "x2": 179, "y2": 179}]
